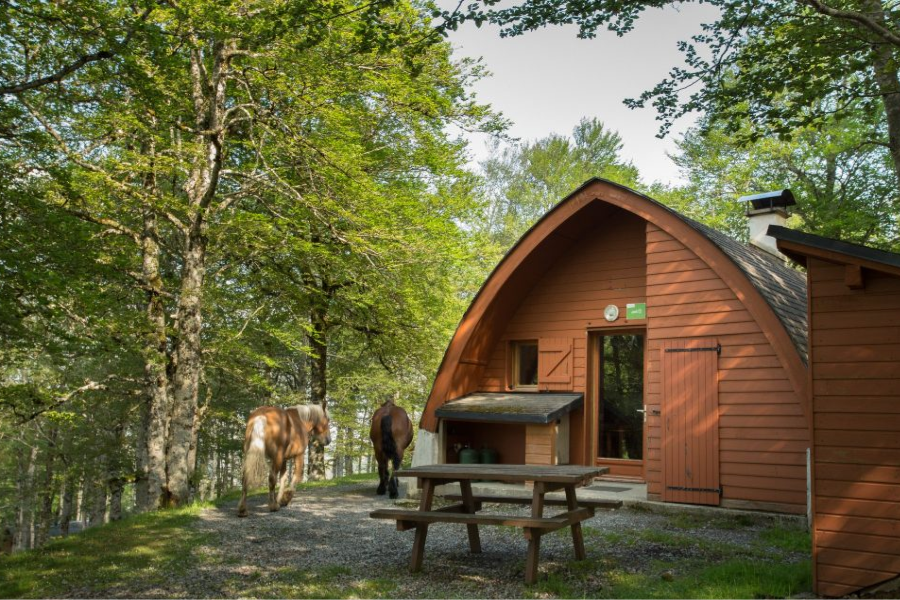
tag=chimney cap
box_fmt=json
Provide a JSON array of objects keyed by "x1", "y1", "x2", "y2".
[{"x1": 738, "y1": 189, "x2": 796, "y2": 212}]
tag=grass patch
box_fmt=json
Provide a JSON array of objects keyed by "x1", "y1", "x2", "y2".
[
  {"x1": 667, "y1": 512, "x2": 758, "y2": 531},
  {"x1": 0, "y1": 503, "x2": 212, "y2": 598},
  {"x1": 229, "y1": 565, "x2": 398, "y2": 599},
  {"x1": 218, "y1": 472, "x2": 379, "y2": 502},
  {"x1": 602, "y1": 558, "x2": 812, "y2": 599},
  {"x1": 525, "y1": 560, "x2": 812, "y2": 600},
  {"x1": 756, "y1": 526, "x2": 811, "y2": 554}
]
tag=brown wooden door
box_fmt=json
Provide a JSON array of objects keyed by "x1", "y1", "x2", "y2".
[{"x1": 661, "y1": 338, "x2": 720, "y2": 506}]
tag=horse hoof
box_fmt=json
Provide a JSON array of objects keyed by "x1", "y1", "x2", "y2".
[
  {"x1": 389, "y1": 491, "x2": 399, "y2": 499},
  {"x1": 269, "y1": 505, "x2": 279, "y2": 512},
  {"x1": 237, "y1": 508, "x2": 248, "y2": 518},
  {"x1": 376, "y1": 485, "x2": 386, "y2": 495}
]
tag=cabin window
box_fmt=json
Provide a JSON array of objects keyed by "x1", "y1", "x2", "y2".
[{"x1": 511, "y1": 341, "x2": 539, "y2": 389}]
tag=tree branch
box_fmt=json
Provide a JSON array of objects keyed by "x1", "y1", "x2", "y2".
[
  {"x1": 0, "y1": 4, "x2": 157, "y2": 95},
  {"x1": 802, "y1": 0, "x2": 900, "y2": 47}
]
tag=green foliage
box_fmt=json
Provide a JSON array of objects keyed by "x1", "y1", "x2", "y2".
[
  {"x1": 458, "y1": 0, "x2": 898, "y2": 142},
  {"x1": 1, "y1": 0, "x2": 501, "y2": 537},
  {"x1": 657, "y1": 108, "x2": 899, "y2": 248},
  {"x1": 479, "y1": 117, "x2": 640, "y2": 251},
  {"x1": 0, "y1": 503, "x2": 212, "y2": 598}
]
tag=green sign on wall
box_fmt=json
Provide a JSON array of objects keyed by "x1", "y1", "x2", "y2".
[{"x1": 626, "y1": 303, "x2": 646, "y2": 320}]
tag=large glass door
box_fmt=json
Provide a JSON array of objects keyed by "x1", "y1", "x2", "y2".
[{"x1": 593, "y1": 332, "x2": 645, "y2": 476}]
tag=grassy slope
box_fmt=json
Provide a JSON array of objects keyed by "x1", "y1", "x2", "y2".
[
  {"x1": 0, "y1": 473, "x2": 379, "y2": 599},
  {"x1": 0, "y1": 475, "x2": 811, "y2": 599}
]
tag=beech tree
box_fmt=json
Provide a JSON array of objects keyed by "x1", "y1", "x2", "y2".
[
  {"x1": 667, "y1": 108, "x2": 899, "y2": 248},
  {"x1": 2, "y1": 0, "x2": 499, "y2": 531},
  {"x1": 447, "y1": 1, "x2": 900, "y2": 189},
  {"x1": 479, "y1": 118, "x2": 640, "y2": 249}
]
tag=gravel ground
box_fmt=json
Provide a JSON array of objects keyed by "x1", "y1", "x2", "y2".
[{"x1": 103, "y1": 481, "x2": 809, "y2": 598}]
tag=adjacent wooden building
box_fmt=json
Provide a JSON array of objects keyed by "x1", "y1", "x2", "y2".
[
  {"x1": 414, "y1": 179, "x2": 811, "y2": 514},
  {"x1": 771, "y1": 226, "x2": 900, "y2": 597}
]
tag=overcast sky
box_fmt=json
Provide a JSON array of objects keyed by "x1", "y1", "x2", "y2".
[{"x1": 442, "y1": 3, "x2": 721, "y2": 186}]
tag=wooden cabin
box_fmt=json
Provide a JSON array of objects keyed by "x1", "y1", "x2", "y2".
[
  {"x1": 771, "y1": 226, "x2": 900, "y2": 597},
  {"x1": 412, "y1": 179, "x2": 811, "y2": 514}
]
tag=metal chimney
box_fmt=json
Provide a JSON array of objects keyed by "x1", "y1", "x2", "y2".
[{"x1": 738, "y1": 190, "x2": 796, "y2": 260}]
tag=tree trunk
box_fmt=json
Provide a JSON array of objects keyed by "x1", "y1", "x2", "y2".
[
  {"x1": 866, "y1": 1, "x2": 900, "y2": 190},
  {"x1": 307, "y1": 308, "x2": 328, "y2": 481},
  {"x1": 15, "y1": 443, "x2": 38, "y2": 550},
  {"x1": 138, "y1": 207, "x2": 171, "y2": 513},
  {"x1": 34, "y1": 427, "x2": 58, "y2": 547},
  {"x1": 108, "y1": 479, "x2": 124, "y2": 521},
  {"x1": 59, "y1": 473, "x2": 75, "y2": 537},
  {"x1": 87, "y1": 459, "x2": 108, "y2": 527},
  {"x1": 166, "y1": 229, "x2": 206, "y2": 506},
  {"x1": 164, "y1": 41, "x2": 230, "y2": 506},
  {"x1": 108, "y1": 423, "x2": 126, "y2": 521}
]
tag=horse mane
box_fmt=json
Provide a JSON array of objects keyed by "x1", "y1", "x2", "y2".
[{"x1": 290, "y1": 403, "x2": 328, "y2": 425}]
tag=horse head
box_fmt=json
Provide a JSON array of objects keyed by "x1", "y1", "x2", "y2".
[{"x1": 312, "y1": 409, "x2": 332, "y2": 447}]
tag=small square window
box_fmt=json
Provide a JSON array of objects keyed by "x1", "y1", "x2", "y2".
[{"x1": 512, "y1": 341, "x2": 538, "y2": 388}]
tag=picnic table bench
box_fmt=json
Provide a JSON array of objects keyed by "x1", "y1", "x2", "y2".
[{"x1": 369, "y1": 464, "x2": 611, "y2": 584}]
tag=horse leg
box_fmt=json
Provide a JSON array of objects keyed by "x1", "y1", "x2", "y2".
[
  {"x1": 237, "y1": 478, "x2": 249, "y2": 518},
  {"x1": 276, "y1": 459, "x2": 291, "y2": 507},
  {"x1": 388, "y1": 454, "x2": 401, "y2": 499},
  {"x1": 280, "y1": 454, "x2": 303, "y2": 507},
  {"x1": 268, "y1": 459, "x2": 280, "y2": 512},
  {"x1": 376, "y1": 455, "x2": 388, "y2": 495}
]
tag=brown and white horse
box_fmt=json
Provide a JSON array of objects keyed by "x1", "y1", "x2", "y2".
[
  {"x1": 369, "y1": 400, "x2": 413, "y2": 499},
  {"x1": 237, "y1": 404, "x2": 331, "y2": 517}
]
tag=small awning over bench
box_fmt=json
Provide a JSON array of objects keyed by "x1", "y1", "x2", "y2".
[{"x1": 435, "y1": 392, "x2": 584, "y2": 424}]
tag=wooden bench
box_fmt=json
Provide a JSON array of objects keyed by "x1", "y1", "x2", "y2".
[
  {"x1": 370, "y1": 505, "x2": 595, "y2": 533},
  {"x1": 443, "y1": 493, "x2": 623, "y2": 511},
  {"x1": 369, "y1": 464, "x2": 608, "y2": 584}
]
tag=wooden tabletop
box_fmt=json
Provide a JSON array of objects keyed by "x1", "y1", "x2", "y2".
[{"x1": 395, "y1": 464, "x2": 608, "y2": 485}]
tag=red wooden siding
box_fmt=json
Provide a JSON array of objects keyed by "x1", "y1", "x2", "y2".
[
  {"x1": 478, "y1": 211, "x2": 647, "y2": 395},
  {"x1": 646, "y1": 223, "x2": 808, "y2": 513},
  {"x1": 477, "y1": 210, "x2": 648, "y2": 464},
  {"x1": 538, "y1": 338, "x2": 574, "y2": 389},
  {"x1": 808, "y1": 258, "x2": 900, "y2": 597},
  {"x1": 661, "y1": 338, "x2": 720, "y2": 506}
]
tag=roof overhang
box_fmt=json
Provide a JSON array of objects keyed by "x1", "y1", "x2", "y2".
[
  {"x1": 435, "y1": 392, "x2": 584, "y2": 425},
  {"x1": 769, "y1": 225, "x2": 900, "y2": 278}
]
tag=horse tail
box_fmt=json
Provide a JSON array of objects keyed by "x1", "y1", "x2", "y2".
[
  {"x1": 381, "y1": 413, "x2": 400, "y2": 470},
  {"x1": 243, "y1": 415, "x2": 269, "y2": 489}
]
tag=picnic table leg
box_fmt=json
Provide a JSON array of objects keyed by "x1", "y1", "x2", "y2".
[
  {"x1": 410, "y1": 478, "x2": 435, "y2": 573},
  {"x1": 524, "y1": 482, "x2": 546, "y2": 584},
  {"x1": 459, "y1": 480, "x2": 482, "y2": 554},
  {"x1": 565, "y1": 485, "x2": 586, "y2": 560}
]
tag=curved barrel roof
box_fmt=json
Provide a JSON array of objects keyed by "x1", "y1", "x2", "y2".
[{"x1": 419, "y1": 179, "x2": 808, "y2": 431}]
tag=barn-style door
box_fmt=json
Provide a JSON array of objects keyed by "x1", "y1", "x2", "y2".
[{"x1": 661, "y1": 338, "x2": 720, "y2": 506}]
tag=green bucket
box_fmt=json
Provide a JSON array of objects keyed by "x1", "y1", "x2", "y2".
[
  {"x1": 459, "y1": 448, "x2": 480, "y2": 464},
  {"x1": 479, "y1": 447, "x2": 498, "y2": 464}
]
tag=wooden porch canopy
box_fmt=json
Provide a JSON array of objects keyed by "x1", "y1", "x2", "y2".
[{"x1": 435, "y1": 392, "x2": 584, "y2": 424}]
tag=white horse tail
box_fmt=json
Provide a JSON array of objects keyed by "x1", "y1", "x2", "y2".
[{"x1": 243, "y1": 415, "x2": 269, "y2": 489}]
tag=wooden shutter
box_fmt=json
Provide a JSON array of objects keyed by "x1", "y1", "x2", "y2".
[
  {"x1": 661, "y1": 338, "x2": 720, "y2": 506},
  {"x1": 538, "y1": 338, "x2": 573, "y2": 390}
]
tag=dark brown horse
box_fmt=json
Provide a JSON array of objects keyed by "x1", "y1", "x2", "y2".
[
  {"x1": 237, "y1": 404, "x2": 331, "y2": 517},
  {"x1": 369, "y1": 400, "x2": 413, "y2": 499}
]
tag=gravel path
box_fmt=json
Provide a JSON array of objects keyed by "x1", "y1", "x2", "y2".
[{"x1": 103, "y1": 481, "x2": 807, "y2": 598}]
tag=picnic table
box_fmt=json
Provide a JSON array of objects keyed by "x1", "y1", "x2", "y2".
[{"x1": 369, "y1": 463, "x2": 615, "y2": 584}]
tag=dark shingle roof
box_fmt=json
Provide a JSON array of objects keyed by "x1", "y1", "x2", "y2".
[
  {"x1": 561, "y1": 178, "x2": 809, "y2": 364},
  {"x1": 435, "y1": 392, "x2": 584, "y2": 424},
  {"x1": 683, "y1": 219, "x2": 809, "y2": 364}
]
